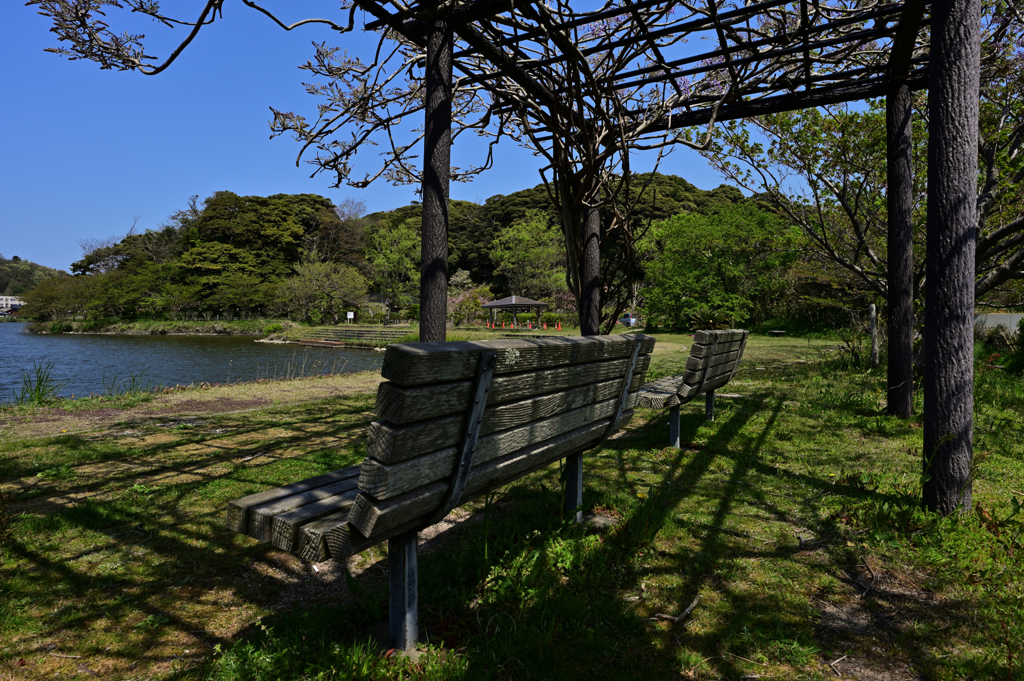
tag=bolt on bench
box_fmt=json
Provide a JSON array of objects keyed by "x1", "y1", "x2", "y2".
[
  {"x1": 227, "y1": 333, "x2": 655, "y2": 650},
  {"x1": 636, "y1": 329, "x2": 748, "y2": 448}
]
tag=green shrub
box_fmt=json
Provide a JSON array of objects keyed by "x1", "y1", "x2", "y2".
[{"x1": 689, "y1": 309, "x2": 732, "y2": 330}]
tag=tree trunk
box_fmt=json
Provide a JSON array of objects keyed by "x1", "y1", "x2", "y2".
[
  {"x1": 580, "y1": 200, "x2": 601, "y2": 336},
  {"x1": 886, "y1": 83, "x2": 915, "y2": 418},
  {"x1": 923, "y1": 0, "x2": 980, "y2": 515},
  {"x1": 419, "y1": 18, "x2": 453, "y2": 343}
]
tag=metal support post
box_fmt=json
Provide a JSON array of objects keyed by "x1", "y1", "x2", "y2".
[
  {"x1": 705, "y1": 390, "x2": 716, "y2": 421},
  {"x1": 564, "y1": 452, "x2": 583, "y2": 523},
  {"x1": 388, "y1": 530, "x2": 418, "y2": 651},
  {"x1": 669, "y1": 405, "x2": 680, "y2": 448}
]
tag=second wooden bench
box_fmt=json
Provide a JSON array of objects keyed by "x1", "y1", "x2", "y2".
[{"x1": 637, "y1": 329, "x2": 749, "y2": 447}]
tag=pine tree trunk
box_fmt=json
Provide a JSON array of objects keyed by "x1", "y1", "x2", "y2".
[{"x1": 923, "y1": 0, "x2": 980, "y2": 515}]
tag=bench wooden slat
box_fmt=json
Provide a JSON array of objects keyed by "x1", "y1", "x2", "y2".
[
  {"x1": 693, "y1": 329, "x2": 747, "y2": 345},
  {"x1": 677, "y1": 357, "x2": 742, "y2": 387},
  {"x1": 636, "y1": 376, "x2": 687, "y2": 409},
  {"x1": 375, "y1": 354, "x2": 650, "y2": 425},
  {"x1": 348, "y1": 414, "x2": 628, "y2": 540},
  {"x1": 366, "y1": 373, "x2": 646, "y2": 465},
  {"x1": 227, "y1": 466, "x2": 361, "y2": 533},
  {"x1": 688, "y1": 338, "x2": 745, "y2": 359},
  {"x1": 679, "y1": 372, "x2": 737, "y2": 400},
  {"x1": 382, "y1": 334, "x2": 656, "y2": 386},
  {"x1": 249, "y1": 477, "x2": 360, "y2": 542},
  {"x1": 684, "y1": 348, "x2": 742, "y2": 373},
  {"x1": 297, "y1": 511, "x2": 350, "y2": 562},
  {"x1": 359, "y1": 393, "x2": 638, "y2": 499},
  {"x1": 271, "y1": 488, "x2": 360, "y2": 553}
]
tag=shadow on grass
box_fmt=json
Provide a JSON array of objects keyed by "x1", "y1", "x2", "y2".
[{"x1": 0, "y1": 393, "x2": 378, "y2": 674}]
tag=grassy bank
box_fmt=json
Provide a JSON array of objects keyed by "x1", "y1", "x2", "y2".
[
  {"x1": 1, "y1": 335, "x2": 1022, "y2": 680},
  {"x1": 27, "y1": 319, "x2": 298, "y2": 337}
]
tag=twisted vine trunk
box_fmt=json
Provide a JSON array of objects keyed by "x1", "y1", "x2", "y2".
[{"x1": 419, "y1": 18, "x2": 453, "y2": 343}]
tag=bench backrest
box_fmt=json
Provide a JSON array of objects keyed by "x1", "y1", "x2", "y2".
[
  {"x1": 339, "y1": 333, "x2": 655, "y2": 555},
  {"x1": 677, "y1": 329, "x2": 749, "y2": 400},
  {"x1": 228, "y1": 334, "x2": 656, "y2": 563}
]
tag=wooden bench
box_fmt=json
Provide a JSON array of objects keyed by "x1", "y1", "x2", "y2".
[
  {"x1": 636, "y1": 329, "x2": 748, "y2": 447},
  {"x1": 227, "y1": 333, "x2": 655, "y2": 650}
]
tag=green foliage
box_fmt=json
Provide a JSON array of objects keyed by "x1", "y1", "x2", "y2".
[
  {"x1": 688, "y1": 309, "x2": 732, "y2": 330},
  {"x1": 189, "y1": 191, "x2": 330, "y2": 278},
  {"x1": 0, "y1": 255, "x2": 65, "y2": 296},
  {"x1": 363, "y1": 216, "x2": 420, "y2": 318},
  {"x1": 208, "y1": 620, "x2": 466, "y2": 680},
  {"x1": 490, "y1": 211, "x2": 566, "y2": 299},
  {"x1": 278, "y1": 262, "x2": 367, "y2": 325},
  {"x1": 9, "y1": 361, "x2": 67, "y2": 406},
  {"x1": 642, "y1": 203, "x2": 799, "y2": 328}
]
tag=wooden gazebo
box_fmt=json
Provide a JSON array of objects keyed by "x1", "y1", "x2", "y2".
[{"x1": 481, "y1": 295, "x2": 548, "y2": 327}]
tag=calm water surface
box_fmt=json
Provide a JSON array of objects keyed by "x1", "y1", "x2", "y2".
[{"x1": 0, "y1": 323, "x2": 382, "y2": 399}]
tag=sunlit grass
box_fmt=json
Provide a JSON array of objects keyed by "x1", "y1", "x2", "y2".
[{"x1": 0, "y1": 335, "x2": 1021, "y2": 680}]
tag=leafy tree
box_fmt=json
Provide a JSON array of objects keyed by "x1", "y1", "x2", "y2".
[
  {"x1": 642, "y1": 204, "x2": 799, "y2": 328},
  {"x1": 490, "y1": 212, "x2": 566, "y2": 300},
  {"x1": 363, "y1": 216, "x2": 420, "y2": 320},
  {"x1": 0, "y1": 255, "x2": 65, "y2": 296},
  {"x1": 447, "y1": 270, "x2": 491, "y2": 326},
  {"x1": 698, "y1": 15, "x2": 1024, "y2": 308},
  {"x1": 210, "y1": 274, "x2": 279, "y2": 318},
  {"x1": 278, "y1": 263, "x2": 367, "y2": 325},
  {"x1": 302, "y1": 198, "x2": 367, "y2": 268},
  {"x1": 187, "y1": 192, "x2": 331, "y2": 277}
]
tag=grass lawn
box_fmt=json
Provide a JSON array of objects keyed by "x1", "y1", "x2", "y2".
[{"x1": 0, "y1": 333, "x2": 1022, "y2": 680}]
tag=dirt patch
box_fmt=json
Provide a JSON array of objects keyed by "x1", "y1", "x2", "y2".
[{"x1": 815, "y1": 558, "x2": 940, "y2": 680}]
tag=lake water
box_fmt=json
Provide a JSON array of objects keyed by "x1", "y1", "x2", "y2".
[{"x1": 0, "y1": 323, "x2": 383, "y2": 400}]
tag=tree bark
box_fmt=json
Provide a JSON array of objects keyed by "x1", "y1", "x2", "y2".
[
  {"x1": 923, "y1": 0, "x2": 980, "y2": 515},
  {"x1": 886, "y1": 83, "x2": 915, "y2": 418},
  {"x1": 419, "y1": 18, "x2": 453, "y2": 343},
  {"x1": 580, "y1": 198, "x2": 601, "y2": 336}
]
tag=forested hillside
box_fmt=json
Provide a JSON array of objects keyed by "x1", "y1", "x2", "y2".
[
  {"x1": 19, "y1": 175, "x2": 801, "y2": 329},
  {"x1": 0, "y1": 255, "x2": 65, "y2": 296}
]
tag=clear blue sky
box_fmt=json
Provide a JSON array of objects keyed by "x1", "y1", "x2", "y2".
[{"x1": 1, "y1": 2, "x2": 727, "y2": 272}]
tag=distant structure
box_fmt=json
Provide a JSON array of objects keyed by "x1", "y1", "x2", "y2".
[{"x1": 0, "y1": 296, "x2": 24, "y2": 316}]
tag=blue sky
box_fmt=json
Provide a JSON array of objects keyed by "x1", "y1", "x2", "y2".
[{"x1": 1, "y1": 2, "x2": 726, "y2": 272}]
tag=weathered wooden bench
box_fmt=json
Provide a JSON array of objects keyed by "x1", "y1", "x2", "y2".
[
  {"x1": 636, "y1": 329, "x2": 748, "y2": 447},
  {"x1": 227, "y1": 333, "x2": 655, "y2": 650}
]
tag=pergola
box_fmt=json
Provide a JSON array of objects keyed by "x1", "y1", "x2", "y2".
[
  {"x1": 341, "y1": 0, "x2": 974, "y2": 647},
  {"x1": 482, "y1": 295, "x2": 549, "y2": 326},
  {"x1": 33, "y1": 0, "x2": 983, "y2": 650}
]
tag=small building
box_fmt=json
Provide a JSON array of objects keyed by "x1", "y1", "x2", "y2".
[{"x1": 482, "y1": 295, "x2": 548, "y2": 326}]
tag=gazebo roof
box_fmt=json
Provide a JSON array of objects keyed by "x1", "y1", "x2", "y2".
[{"x1": 482, "y1": 295, "x2": 548, "y2": 309}]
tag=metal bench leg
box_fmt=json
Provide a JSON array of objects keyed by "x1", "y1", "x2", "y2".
[
  {"x1": 669, "y1": 405, "x2": 680, "y2": 448},
  {"x1": 564, "y1": 452, "x2": 583, "y2": 523},
  {"x1": 388, "y1": 530, "x2": 418, "y2": 652},
  {"x1": 705, "y1": 390, "x2": 716, "y2": 421}
]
